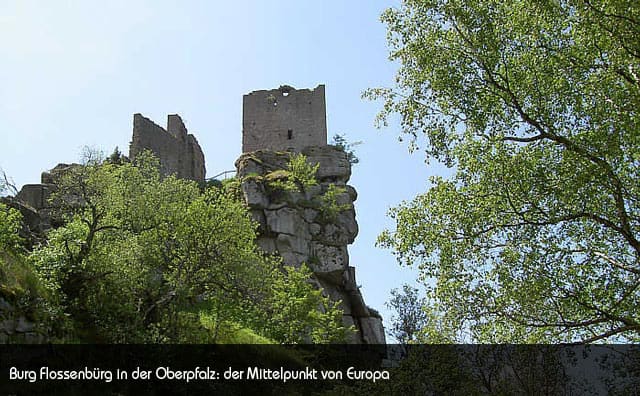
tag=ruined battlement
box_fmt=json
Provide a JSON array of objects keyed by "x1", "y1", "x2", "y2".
[
  {"x1": 129, "y1": 113, "x2": 205, "y2": 182},
  {"x1": 242, "y1": 84, "x2": 327, "y2": 153}
]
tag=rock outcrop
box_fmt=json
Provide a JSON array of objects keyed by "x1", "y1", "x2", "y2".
[
  {"x1": 236, "y1": 146, "x2": 385, "y2": 344},
  {"x1": 0, "y1": 297, "x2": 47, "y2": 344}
]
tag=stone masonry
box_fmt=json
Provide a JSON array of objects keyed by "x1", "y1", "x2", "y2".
[
  {"x1": 129, "y1": 113, "x2": 205, "y2": 182},
  {"x1": 15, "y1": 163, "x2": 82, "y2": 232},
  {"x1": 242, "y1": 85, "x2": 327, "y2": 153}
]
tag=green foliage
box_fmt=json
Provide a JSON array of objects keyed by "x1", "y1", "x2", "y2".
[
  {"x1": 1, "y1": 251, "x2": 42, "y2": 311},
  {"x1": 331, "y1": 134, "x2": 362, "y2": 165},
  {"x1": 198, "y1": 315, "x2": 274, "y2": 344},
  {"x1": 267, "y1": 153, "x2": 319, "y2": 193},
  {"x1": 385, "y1": 284, "x2": 428, "y2": 344},
  {"x1": 369, "y1": 1, "x2": 640, "y2": 342},
  {"x1": 106, "y1": 146, "x2": 124, "y2": 165},
  {"x1": 0, "y1": 199, "x2": 67, "y2": 340},
  {"x1": 201, "y1": 178, "x2": 223, "y2": 191},
  {"x1": 0, "y1": 203, "x2": 23, "y2": 251},
  {"x1": 1, "y1": 248, "x2": 68, "y2": 340},
  {"x1": 262, "y1": 264, "x2": 353, "y2": 343},
  {"x1": 29, "y1": 149, "x2": 348, "y2": 343},
  {"x1": 220, "y1": 176, "x2": 242, "y2": 202},
  {"x1": 318, "y1": 184, "x2": 351, "y2": 223}
]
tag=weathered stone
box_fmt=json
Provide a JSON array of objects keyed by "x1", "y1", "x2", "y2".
[
  {"x1": 302, "y1": 146, "x2": 351, "y2": 182},
  {"x1": 256, "y1": 237, "x2": 277, "y2": 253},
  {"x1": 16, "y1": 183, "x2": 56, "y2": 211},
  {"x1": 345, "y1": 185, "x2": 357, "y2": 201},
  {"x1": 42, "y1": 163, "x2": 80, "y2": 183},
  {"x1": 234, "y1": 156, "x2": 265, "y2": 176},
  {"x1": 318, "y1": 223, "x2": 353, "y2": 246},
  {"x1": 359, "y1": 317, "x2": 386, "y2": 344},
  {"x1": 276, "y1": 234, "x2": 309, "y2": 256},
  {"x1": 266, "y1": 202, "x2": 288, "y2": 210},
  {"x1": 348, "y1": 291, "x2": 371, "y2": 318},
  {"x1": 343, "y1": 266, "x2": 358, "y2": 291},
  {"x1": 265, "y1": 208, "x2": 309, "y2": 239},
  {"x1": 302, "y1": 208, "x2": 318, "y2": 223},
  {"x1": 334, "y1": 192, "x2": 353, "y2": 207},
  {"x1": 236, "y1": 151, "x2": 289, "y2": 176},
  {"x1": 265, "y1": 207, "x2": 296, "y2": 235},
  {"x1": 309, "y1": 223, "x2": 321, "y2": 236},
  {"x1": 284, "y1": 191, "x2": 305, "y2": 205},
  {"x1": 243, "y1": 85, "x2": 327, "y2": 153},
  {"x1": 242, "y1": 180, "x2": 268, "y2": 208},
  {"x1": 249, "y1": 208, "x2": 265, "y2": 224},
  {"x1": 318, "y1": 284, "x2": 352, "y2": 315},
  {"x1": 305, "y1": 185, "x2": 323, "y2": 200},
  {"x1": 280, "y1": 251, "x2": 307, "y2": 267},
  {"x1": 336, "y1": 210, "x2": 359, "y2": 242},
  {"x1": 342, "y1": 316, "x2": 361, "y2": 343},
  {"x1": 342, "y1": 315, "x2": 356, "y2": 328},
  {"x1": 236, "y1": 88, "x2": 385, "y2": 343},
  {"x1": 309, "y1": 243, "x2": 348, "y2": 282}
]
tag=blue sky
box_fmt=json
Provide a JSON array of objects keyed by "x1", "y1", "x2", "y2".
[{"x1": 0, "y1": 0, "x2": 447, "y2": 336}]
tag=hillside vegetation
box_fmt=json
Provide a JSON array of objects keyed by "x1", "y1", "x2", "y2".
[{"x1": 0, "y1": 151, "x2": 350, "y2": 343}]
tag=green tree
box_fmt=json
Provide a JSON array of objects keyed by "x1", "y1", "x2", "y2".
[
  {"x1": 386, "y1": 285, "x2": 429, "y2": 344},
  {"x1": 262, "y1": 264, "x2": 352, "y2": 343},
  {"x1": 106, "y1": 146, "x2": 124, "y2": 165},
  {"x1": 31, "y1": 149, "x2": 348, "y2": 343},
  {"x1": 0, "y1": 203, "x2": 23, "y2": 252},
  {"x1": 367, "y1": 0, "x2": 640, "y2": 342}
]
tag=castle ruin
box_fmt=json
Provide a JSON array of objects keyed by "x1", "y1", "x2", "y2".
[
  {"x1": 242, "y1": 85, "x2": 327, "y2": 152},
  {"x1": 238, "y1": 84, "x2": 386, "y2": 344},
  {"x1": 15, "y1": 114, "x2": 206, "y2": 227},
  {"x1": 13, "y1": 84, "x2": 386, "y2": 344},
  {"x1": 129, "y1": 113, "x2": 205, "y2": 182}
]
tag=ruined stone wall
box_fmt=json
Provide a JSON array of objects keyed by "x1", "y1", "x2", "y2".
[
  {"x1": 242, "y1": 85, "x2": 327, "y2": 153},
  {"x1": 236, "y1": 147, "x2": 385, "y2": 344},
  {"x1": 129, "y1": 114, "x2": 205, "y2": 182},
  {"x1": 14, "y1": 163, "x2": 83, "y2": 233},
  {"x1": 15, "y1": 184, "x2": 53, "y2": 212}
]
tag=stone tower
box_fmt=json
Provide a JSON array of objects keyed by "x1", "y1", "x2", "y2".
[
  {"x1": 129, "y1": 113, "x2": 205, "y2": 182},
  {"x1": 242, "y1": 84, "x2": 327, "y2": 152}
]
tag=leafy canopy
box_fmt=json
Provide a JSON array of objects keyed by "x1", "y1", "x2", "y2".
[
  {"x1": 385, "y1": 284, "x2": 429, "y2": 344},
  {"x1": 367, "y1": 0, "x2": 640, "y2": 342},
  {"x1": 31, "y1": 150, "x2": 349, "y2": 343}
]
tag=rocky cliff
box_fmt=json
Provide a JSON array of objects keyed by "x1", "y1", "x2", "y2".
[{"x1": 235, "y1": 146, "x2": 385, "y2": 344}]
